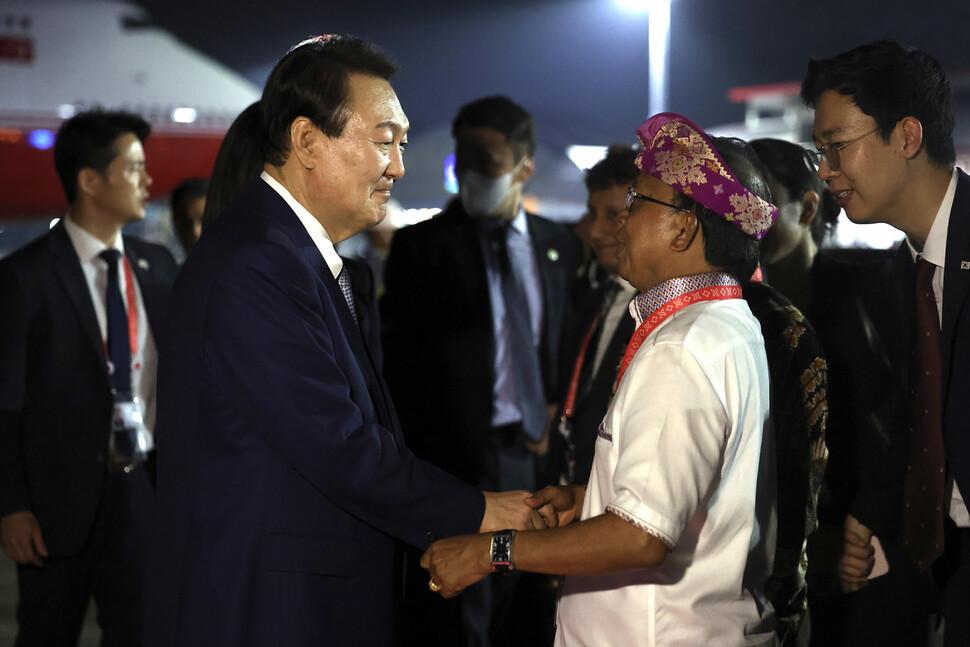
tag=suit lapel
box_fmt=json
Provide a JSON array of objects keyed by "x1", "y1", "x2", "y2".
[
  {"x1": 317, "y1": 259, "x2": 401, "y2": 436},
  {"x1": 49, "y1": 224, "x2": 109, "y2": 383},
  {"x1": 527, "y1": 214, "x2": 565, "y2": 384},
  {"x1": 124, "y1": 240, "x2": 163, "y2": 338},
  {"x1": 258, "y1": 179, "x2": 403, "y2": 439}
]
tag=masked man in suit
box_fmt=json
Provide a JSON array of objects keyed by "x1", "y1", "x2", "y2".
[
  {"x1": 382, "y1": 95, "x2": 582, "y2": 646},
  {"x1": 0, "y1": 110, "x2": 177, "y2": 645}
]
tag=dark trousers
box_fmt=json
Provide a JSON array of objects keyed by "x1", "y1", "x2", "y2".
[
  {"x1": 808, "y1": 529, "x2": 938, "y2": 647},
  {"x1": 15, "y1": 466, "x2": 153, "y2": 647},
  {"x1": 938, "y1": 521, "x2": 970, "y2": 646}
]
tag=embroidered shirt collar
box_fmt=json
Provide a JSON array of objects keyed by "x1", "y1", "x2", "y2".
[
  {"x1": 630, "y1": 271, "x2": 740, "y2": 325},
  {"x1": 261, "y1": 171, "x2": 343, "y2": 279},
  {"x1": 905, "y1": 167, "x2": 958, "y2": 268}
]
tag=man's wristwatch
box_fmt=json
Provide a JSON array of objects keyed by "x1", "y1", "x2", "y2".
[{"x1": 490, "y1": 529, "x2": 516, "y2": 572}]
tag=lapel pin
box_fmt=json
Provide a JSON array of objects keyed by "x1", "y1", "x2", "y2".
[
  {"x1": 547, "y1": 248, "x2": 559, "y2": 262},
  {"x1": 961, "y1": 261, "x2": 970, "y2": 270},
  {"x1": 137, "y1": 258, "x2": 150, "y2": 271}
]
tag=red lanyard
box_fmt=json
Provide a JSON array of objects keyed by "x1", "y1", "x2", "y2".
[
  {"x1": 615, "y1": 285, "x2": 742, "y2": 388},
  {"x1": 561, "y1": 312, "x2": 601, "y2": 420},
  {"x1": 101, "y1": 254, "x2": 139, "y2": 359}
]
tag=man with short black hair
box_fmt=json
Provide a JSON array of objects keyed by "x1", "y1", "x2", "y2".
[
  {"x1": 422, "y1": 113, "x2": 779, "y2": 646},
  {"x1": 143, "y1": 37, "x2": 555, "y2": 646},
  {"x1": 0, "y1": 109, "x2": 177, "y2": 645},
  {"x1": 802, "y1": 39, "x2": 969, "y2": 646}
]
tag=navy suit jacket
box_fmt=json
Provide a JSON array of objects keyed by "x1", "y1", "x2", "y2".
[
  {"x1": 381, "y1": 199, "x2": 582, "y2": 484},
  {"x1": 0, "y1": 224, "x2": 176, "y2": 555},
  {"x1": 891, "y1": 168, "x2": 970, "y2": 507},
  {"x1": 143, "y1": 179, "x2": 484, "y2": 646}
]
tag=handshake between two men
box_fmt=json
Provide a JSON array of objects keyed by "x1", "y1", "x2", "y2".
[{"x1": 423, "y1": 484, "x2": 589, "y2": 597}]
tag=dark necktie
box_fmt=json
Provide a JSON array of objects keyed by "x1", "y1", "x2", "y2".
[
  {"x1": 337, "y1": 266, "x2": 359, "y2": 325},
  {"x1": 489, "y1": 224, "x2": 546, "y2": 442},
  {"x1": 903, "y1": 257, "x2": 945, "y2": 570},
  {"x1": 99, "y1": 249, "x2": 132, "y2": 399},
  {"x1": 578, "y1": 281, "x2": 622, "y2": 393}
]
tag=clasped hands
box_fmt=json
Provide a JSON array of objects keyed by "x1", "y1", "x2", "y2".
[{"x1": 422, "y1": 485, "x2": 584, "y2": 598}]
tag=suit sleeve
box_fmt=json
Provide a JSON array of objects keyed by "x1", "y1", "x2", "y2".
[
  {"x1": 205, "y1": 243, "x2": 483, "y2": 548},
  {"x1": 0, "y1": 260, "x2": 31, "y2": 518}
]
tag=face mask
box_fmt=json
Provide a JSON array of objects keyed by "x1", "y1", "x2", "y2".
[{"x1": 458, "y1": 160, "x2": 524, "y2": 217}]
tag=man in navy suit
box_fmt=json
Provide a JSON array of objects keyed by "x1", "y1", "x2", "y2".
[
  {"x1": 142, "y1": 36, "x2": 552, "y2": 646},
  {"x1": 803, "y1": 40, "x2": 970, "y2": 646},
  {"x1": 0, "y1": 110, "x2": 177, "y2": 645}
]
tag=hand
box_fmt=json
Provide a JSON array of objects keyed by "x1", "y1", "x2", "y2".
[
  {"x1": 838, "y1": 514, "x2": 874, "y2": 593},
  {"x1": 421, "y1": 533, "x2": 492, "y2": 598},
  {"x1": 526, "y1": 485, "x2": 585, "y2": 527},
  {"x1": 480, "y1": 490, "x2": 558, "y2": 532},
  {"x1": 1, "y1": 511, "x2": 48, "y2": 567}
]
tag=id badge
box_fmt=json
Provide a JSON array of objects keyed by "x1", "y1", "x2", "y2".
[{"x1": 108, "y1": 397, "x2": 153, "y2": 473}]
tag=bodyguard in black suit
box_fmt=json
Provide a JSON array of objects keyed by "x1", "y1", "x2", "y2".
[
  {"x1": 0, "y1": 111, "x2": 177, "y2": 645},
  {"x1": 382, "y1": 96, "x2": 580, "y2": 647},
  {"x1": 550, "y1": 146, "x2": 639, "y2": 487},
  {"x1": 803, "y1": 41, "x2": 969, "y2": 645}
]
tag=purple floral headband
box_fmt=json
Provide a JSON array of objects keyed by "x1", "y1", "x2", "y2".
[{"x1": 635, "y1": 113, "x2": 777, "y2": 241}]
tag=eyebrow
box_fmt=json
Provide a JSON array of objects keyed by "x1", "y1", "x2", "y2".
[{"x1": 376, "y1": 120, "x2": 409, "y2": 133}]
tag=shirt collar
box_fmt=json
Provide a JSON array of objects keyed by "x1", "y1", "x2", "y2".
[
  {"x1": 62, "y1": 214, "x2": 125, "y2": 263},
  {"x1": 906, "y1": 167, "x2": 958, "y2": 267},
  {"x1": 509, "y1": 206, "x2": 528, "y2": 236},
  {"x1": 629, "y1": 271, "x2": 740, "y2": 325},
  {"x1": 261, "y1": 171, "x2": 343, "y2": 279},
  {"x1": 476, "y1": 205, "x2": 529, "y2": 238}
]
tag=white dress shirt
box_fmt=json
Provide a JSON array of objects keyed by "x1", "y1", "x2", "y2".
[
  {"x1": 478, "y1": 208, "x2": 544, "y2": 428},
  {"x1": 905, "y1": 168, "x2": 968, "y2": 527}
]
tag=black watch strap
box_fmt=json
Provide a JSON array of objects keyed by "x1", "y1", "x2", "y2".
[{"x1": 490, "y1": 529, "x2": 516, "y2": 572}]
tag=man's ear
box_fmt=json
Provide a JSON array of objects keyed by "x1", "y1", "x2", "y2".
[
  {"x1": 514, "y1": 157, "x2": 535, "y2": 183},
  {"x1": 800, "y1": 190, "x2": 820, "y2": 226},
  {"x1": 77, "y1": 167, "x2": 102, "y2": 198},
  {"x1": 899, "y1": 116, "x2": 924, "y2": 161},
  {"x1": 669, "y1": 211, "x2": 699, "y2": 252},
  {"x1": 288, "y1": 117, "x2": 321, "y2": 170}
]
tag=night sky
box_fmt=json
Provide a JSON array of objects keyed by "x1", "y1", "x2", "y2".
[{"x1": 133, "y1": 0, "x2": 970, "y2": 146}]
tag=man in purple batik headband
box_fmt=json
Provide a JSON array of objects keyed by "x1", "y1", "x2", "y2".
[
  {"x1": 636, "y1": 112, "x2": 778, "y2": 242},
  {"x1": 420, "y1": 114, "x2": 781, "y2": 646}
]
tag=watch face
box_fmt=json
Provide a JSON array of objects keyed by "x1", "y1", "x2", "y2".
[{"x1": 491, "y1": 534, "x2": 512, "y2": 561}]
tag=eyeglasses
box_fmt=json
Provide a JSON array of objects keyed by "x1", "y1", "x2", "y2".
[
  {"x1": 808, "y1": 126, "x2": 879, "y2": 172},
  {"x1": 625, "y1": 186, "x2": 692, "y2": 213}
]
